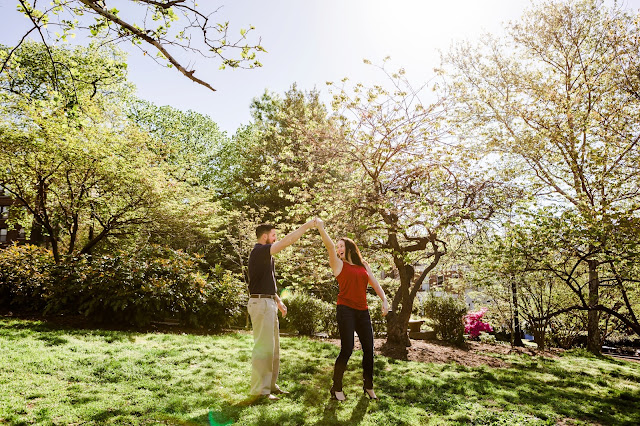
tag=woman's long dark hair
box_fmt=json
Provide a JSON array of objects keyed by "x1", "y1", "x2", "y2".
[{"x1": 339, "y1": 237, "x2": 364, "y2": 267}]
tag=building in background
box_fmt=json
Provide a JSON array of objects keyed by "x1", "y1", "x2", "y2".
[{"x1": 418, "y1": 266, "x2": 492, "y2": 312}]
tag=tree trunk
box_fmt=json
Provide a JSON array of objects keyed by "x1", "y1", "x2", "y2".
[
  {"x1": 385, "y1": 308, "x2": 411, "y2": 347},
  {"x1": 532, "y1": 322, "x2": 546, "y2": 351},
  {"x1": 385, "y1": 259, "x2": 413, "y2": 349},
  {"x1": 30, "y1": 182, "x2": 46, "y2": 245},
  {"x1": 511, "y1": 276, "x2": 524, "y2": 347},
  {"x1": 587, "y1": 259, "x2": 601, "y2": 354},
  {"x1": 30, "y1": 217, "x2": 44, "y2": 245}
]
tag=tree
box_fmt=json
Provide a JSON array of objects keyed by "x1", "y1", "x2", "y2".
[
  {"x1": 129, "y1": 100, "x2": 228, "y2": 187},
  {"x1": 326, "y1": 62, "x2": 515, "y2": 351},
  {"x1": 211, "y1": 86, "x2": 343, "y2": 299},
  {"x1": 0, "y1": 42, "x2": 166, "y2": 262},
  {"x1": 444, "y1": 0, "x2": 640, "y2": 353},
  {"x1": 2, "y1": 0, "x2": 265, "y2": 91},
  {"x1": 469, "y1": 226, "x2": 571, "y2": 350},
  {"x1": 126, "y1": 100, "x2": 228, "y2": 262},
  {"x1": 508, "y1": 210, "x2": 640, "y2": 345},
  {"x1": 214, "y1": 85, "x2": 338, "y2": 219}
]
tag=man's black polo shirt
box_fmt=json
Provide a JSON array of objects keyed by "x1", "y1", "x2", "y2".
[{"x1": 248, "y1": 243, "x2": 277, "y2": 295}]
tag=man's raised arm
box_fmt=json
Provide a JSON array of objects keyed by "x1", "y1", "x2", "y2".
[{"x1": 270, "y1": 219, "x2": 316, "y2": 255}]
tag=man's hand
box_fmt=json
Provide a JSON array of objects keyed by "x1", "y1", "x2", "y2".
[
  {"x1": 278, "y1": 300, "x2": 288, "y2": 317},
  {"x1": 316, "y1": 217, "x2": 324, "y2": 229}
]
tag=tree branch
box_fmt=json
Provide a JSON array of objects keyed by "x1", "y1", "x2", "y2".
[{"x1": 78, "y1": 0, "x2": 216, "y2": 91}]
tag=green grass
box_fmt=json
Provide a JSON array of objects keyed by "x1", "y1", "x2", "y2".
[{"x1": 1, "y1": 318, "x2": 639, "y2": 425}]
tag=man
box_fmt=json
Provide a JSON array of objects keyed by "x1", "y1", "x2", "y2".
[{"x1": 247, "y1": 219, "x2": 316, "y2": 401}]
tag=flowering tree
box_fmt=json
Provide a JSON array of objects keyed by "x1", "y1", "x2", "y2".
[{"x1": 444, "y1": 0, "x2": 640, "y2": 353}]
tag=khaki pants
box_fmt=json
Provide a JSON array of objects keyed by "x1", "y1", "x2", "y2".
[{"x1": 248, "y1": 297, "x2": 280, "y2": 395}]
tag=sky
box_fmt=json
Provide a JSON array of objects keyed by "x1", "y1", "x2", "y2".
[{"x1": 1, "y1": 0, "x2": 640, "y2": 135}]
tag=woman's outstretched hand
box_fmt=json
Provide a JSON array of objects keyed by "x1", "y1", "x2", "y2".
[
  {"x1": 315, "y1": 217, "x2": 325, "y2": 229},
  {"x1": 381, "y1": 299, "x2": 390, "y2": 316}
]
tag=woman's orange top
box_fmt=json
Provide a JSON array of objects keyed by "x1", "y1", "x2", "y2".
[{"x1": 336, "y1": 262, "x2": 369, "y2": 310}]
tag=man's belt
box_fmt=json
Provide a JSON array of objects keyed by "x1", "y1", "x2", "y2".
[{"x1": 250, "y1": 294, "x2": 276, "y2": 299}]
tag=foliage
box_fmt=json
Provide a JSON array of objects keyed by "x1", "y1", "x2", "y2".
[
  {"x1": 126, "y1": 100, "x2": 229, "y2": 263},
  {"x1": 0, "y1": 243, "x2": 245, "y2": 329},
  {"x1": 464, "y1": 308, "x2": 493, "y2": 339},
  {"x1": 422, "y1": 294, "x2": 467, "y2": 344},
  {"x1": 43, "y1": 246, "x2": 243, "y2": 328},
  {"x1": 367, "y1": 293, "x2": 387, "y2": 336},
  {"x1": 280, "y1": 291, "x2": 334, "y2": 336},
  {"x1": 0, "y1": 244, "x2": 54, "y2": 311},
  {"x1": 467, "y1": 228, "x2": 571, "y2": 349},
  {"x1": 0, "y1": 42, "x2": 166, "y2": 263},
  {"x1": 198, "y1": 266, "x2": 248, "y2": 330},
  {"x1": 4, "y1": 0, "x2": 265, "y2": 91},
  {"x1": 214, "y1": 86, "x2": 342, "y2": 296},
  {"x1": 128, "y1": 100, "x2": 228, "y2": 187},
  {"x1": 444, "y1": 0, "x2": 640, "y2": 351},
  {"x1": 548, "y1": 311, "x2": 590, "y2": 349},
  {"x1": 478, "y1": 332, "x2": 497, "y2": 344},
  {"x1": 0, "y1": 42, "x2": 228, "y2": 270}
]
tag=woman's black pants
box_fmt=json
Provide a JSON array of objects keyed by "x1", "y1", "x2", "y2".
[{"x1": 332, "y1": 304, "x2": 375, "y2": 391}]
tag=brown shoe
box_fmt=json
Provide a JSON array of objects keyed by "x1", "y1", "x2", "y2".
[
  {"x1": 241, "y1": 394, "x2": 279, "y2": 405},
  {"x1": 272, "y1": 385, "x2": 289, "y2": 395}
]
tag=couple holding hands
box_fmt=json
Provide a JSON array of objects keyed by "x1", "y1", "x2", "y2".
[{"x1": 247, "y1": 218, "x2": 390, "y2": 403}]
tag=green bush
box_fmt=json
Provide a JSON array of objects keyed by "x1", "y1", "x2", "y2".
[
  {"x1": 281, "y1": 292, "x2": 385, "y2": 337},
  {"x1": 422, "y1": 293, "x2": 467, "y2": 344},
  {"x1": 44, "y1": 246, "x2": 245, "y2": 328},
  {"x1": 0, "y1": 244, "x2": 246, "y2": 329},
  {"x1": 604, "y1": 331, "x2": 640, "y2": 348},
  {"x1": 281, "y1": 291, "x2": 334, "y2": 336},
  {"x1": 0, "y1": 244, "x2": 54, "y2": 311},
  {"x1": 199, "y1": 265, "x2": 247, "y2": 330},
  {"x1": 479, "y1": 331, "x2": 497, "y2": 344},
  {"x1": 46, "y1": 247, "x2": 200, "y2": 326}
]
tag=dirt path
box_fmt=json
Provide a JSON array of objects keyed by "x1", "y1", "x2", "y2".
[{"x1": 325, "y1": 337, "x2": 562, "y2": 368}]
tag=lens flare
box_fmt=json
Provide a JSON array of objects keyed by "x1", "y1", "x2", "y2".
[{"x1": 279, "y1": 288, "x2": 293, "y2": 300}]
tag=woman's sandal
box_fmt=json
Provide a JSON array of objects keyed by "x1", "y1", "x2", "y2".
[
  {"x1": 363, "y1": 387, "x2": 378, "y2": 400},
  {"x1": 330, "y1": 386, "x2": 346, "y2": 401}
]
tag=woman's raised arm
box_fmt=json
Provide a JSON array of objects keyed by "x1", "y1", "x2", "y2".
[{"x1": 316, "y1": 218, "x2": 343, "y2": 277}]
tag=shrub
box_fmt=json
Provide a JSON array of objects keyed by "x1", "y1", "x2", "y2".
[
  {"x1": 320, "y1": 301, "x2": 339, "y2": 338},
  {"x1": 0, "y1": 244, "x2": 54, "y2": 311},
  {"x1": 548, "y1": 312, "x2": 588, "y2": 349},
  {"x1": 422, "y1": 293, "x2": 467, "y2": 344},
  {"x1": 604, "y1": 331, "x2": 640, "y2": 348},
  {"x1": 199, "y1": 266, "x2": 247, "y2": 330},
  {"x1": 479, "y1": 331, "x2": 497, "y2": 344},
  {"x1": 465, "y1": 308, "x2": 493, "y2": 339},
  {"x1": 45, "y1": 246, "x2": 245, "y2": 328},
  {"x1": 281, "y1": 291, "x2": 334, "y2": 336},
  {"x1": 46, "y1": 247, "x2": 202, "y2": 326}
]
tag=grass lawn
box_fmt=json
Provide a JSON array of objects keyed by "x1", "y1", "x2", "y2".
[{"x1": 1, "y1": 318, "x2": 639, "y2": 425}]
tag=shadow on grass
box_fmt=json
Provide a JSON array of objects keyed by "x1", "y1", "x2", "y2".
[
  {"x1": 432, "y1": 363, "x2": 640, "y2": 425},
  {"x1": 0, "y1": 313, "x2": 231, "y2": 338},
  {"x1": 0, "y1": 318, "x2": 138, "y2": 341},
  {"x1": 311, "y1": 397, "x2": 370, "y2": 426},
  {"x1": 5, "y1": 317, "x2": 640, "y2": 425}
]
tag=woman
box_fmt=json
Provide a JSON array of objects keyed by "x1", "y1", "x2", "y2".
[{"x1": 317, "y1": 218, "x2": 389, "y2": 401}]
